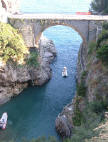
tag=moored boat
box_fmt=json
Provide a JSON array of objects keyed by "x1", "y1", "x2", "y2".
[
  {"x1": 62, "y1": 67, "x2": 68, "y2": 77},
  {"x1": 0, "y1": 112, "x2": 8, "y2": 130}
]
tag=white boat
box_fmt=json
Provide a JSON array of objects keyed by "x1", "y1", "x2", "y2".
[
  {"x1": 62, "y1": 67, "x2": 68, "y2": 77},
  {"x1": 0, "y1": 112, "x2": 8, "y2": 130}
]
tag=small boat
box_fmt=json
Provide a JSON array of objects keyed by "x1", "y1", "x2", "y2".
[
  {"x1": 62, "y1": 67, "x2": 68, "y2": 77},
  {"x1": 0, "y1": 112, "x2": 8, "y2": 130}
]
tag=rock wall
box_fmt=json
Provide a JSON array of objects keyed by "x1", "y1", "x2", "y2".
[
  {"x1": 0, "y1": 36, "x2": 56, "y2": 105},
  {"x1": 55, "y1": 21, "x2": 107, "y2": 138}
]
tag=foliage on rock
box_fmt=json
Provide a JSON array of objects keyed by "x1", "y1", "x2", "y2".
[
  {"x1": 77, "y1": 83, "x2": 86, "y2": 97},
  {"x1": 72, "y1": 97, "x2": 83, "y2": 126},
  {"x1": 96, "y1": 30, "x2": 108, "y2": 48},
  {"x1": 88, "y1": 41, "x2": 96, "y2": 55},
  {"x1": 97, "y1": 45, "x2": 108, "y2": 64},
  {"x1": 96, "y1": 22, "x2": 108, "y2": 65},
  {"x1": 69, "y1": 101, "x2": 106, "y2": 142},
  {"x1": 77, "y1": 71, "x2": 87, "y2": 97},
  {"x1": 90, "y1": 0, "x2": 108, "y2": 14},
  {"x1": 26, "y1": 52, "x2": 39, "y2": 68},
  {"x1": 0, "y1": 22, "x2": 29, "y2": 64}
]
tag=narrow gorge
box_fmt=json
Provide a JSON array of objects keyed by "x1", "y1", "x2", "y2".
[
  {"x1": 1, "y1": 0, "x2": 108, "y2": 142},
  {"x1": 55, "y1": 22, "x2": 108, "y2": 142}
]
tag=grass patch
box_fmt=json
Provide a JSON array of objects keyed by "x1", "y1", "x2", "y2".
[
  {"x1": 77, "y1": 83, "x2": 87, "y2": 97},
  {"x1": 88, "y1": 41, "x2": 96, "y2": 55},
  {"x1": 97, "y1": 44, "x2": 108, "y2": 65},
  {"x1": 26, "y1": 52, "x2": 39, "y2": 68}
]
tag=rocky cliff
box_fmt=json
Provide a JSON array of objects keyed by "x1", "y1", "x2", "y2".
[
  {"x1": 0, "y1": 36, "x2": 56, "y2": 105},
  {"x1": 55, "y1": 24, "x2": 108, "y2": 138}
]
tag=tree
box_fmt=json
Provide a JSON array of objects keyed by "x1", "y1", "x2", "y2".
[
  {"x1": 0, "y1": 22, "x2": 29, "y2": 65},
  {"x1": 90, "y1": 0, "x2": 108, "y2": 15}
]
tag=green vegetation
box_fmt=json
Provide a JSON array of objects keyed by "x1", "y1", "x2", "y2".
[
  {"x1": 77, "y1": 71, "x2": 87, "y2": 97},
  {"x1": 26, "y1": 52, "x2": 39, "y2": 68},
  {"x1": 89, "y1": 100, "x2": 107, "y2": 114},
  {"x1": 96, "y1": 30, "x2": 108, "y2": 48},
  {"x1": 77, "y1": 83, "x2": 86, "y2": 97},
  {"x1": 0, "y1": 22, "x2": 39, "y2": 67},
  {"x1": 96, "y1": 22, "x2": 108, "y2": 65},
  {"x1": 88, "y1": 41, "x2": 96, "y2": 55},
  {"x1": 0, "y1": 22, "x2": 29, "y2": 64},
  {"x1": 97, "y1": 44, "x2": 108, "y2": 64},
  {"x1": 72, "y1": 97, "x2": 84, "y2": 126},
  {"x1": 81, "y1": 71, "x2": 88, "y2": 81},
  {"x1": 103, "y1": 22, "x2": 108, "y2": 30},
  {"x1": 90, "y1": 0, "x2": 108, "y2": 14},
  {"x1": 67, "y1": 100, "x2": 107, "y2": 142}
]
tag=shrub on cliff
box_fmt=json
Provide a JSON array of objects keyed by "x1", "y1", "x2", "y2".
[
  {"x1": 90, "y1": 0, "x2": 108, "y2": 14},
  {"x1": 77, "y1": 83, "x2": 86, "y2": 97},
  {"x1": 96, "y1": 30, "x2": 108, "y2": 48},
  {"x1": 103, "y1": 22, "x2": 108, "y2": 30},
  {"x1": 0, "y1": 22, "x2": 29, "y2": 64},
  {"x1": 26, "y1": 52, "x2": 39, "y2": 68},
  {"x1": 88, "y1": 41, "x2": 96, "y2": 55},
  {"x1": 97, "y1": 44, "x2": 108, "y2": 64},
  {"x1": 96, "y1": 22, "x2": 108, "y2": 65}
]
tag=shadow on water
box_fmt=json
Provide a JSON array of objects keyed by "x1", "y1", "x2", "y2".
[{"x1": 0, "y1": 25, "x2": 82, "y2": 141}]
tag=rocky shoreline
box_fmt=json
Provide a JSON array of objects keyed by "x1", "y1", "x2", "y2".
[
  {"x1": 55, "y1": 42, "x2": 86, "y2": 138},
  {"x1": 0, "y1": 36, "x2": 56, "y2": 105}
]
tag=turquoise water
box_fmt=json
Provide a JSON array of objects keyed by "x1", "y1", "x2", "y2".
[
  {"x1": 20, "y1": 0, "x2": 91, "y2": 14},
  {"x1": 0, "y1": 1, "x2": 91, "y2": 141}
]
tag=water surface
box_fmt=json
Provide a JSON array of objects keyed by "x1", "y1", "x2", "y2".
[{"x1": 0, "y1": 26, "x2": 82, "y2": 141}]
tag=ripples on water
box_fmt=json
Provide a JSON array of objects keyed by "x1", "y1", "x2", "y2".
[{"x1": 0, "y1": 0, "x2": 92, "y2": 140}]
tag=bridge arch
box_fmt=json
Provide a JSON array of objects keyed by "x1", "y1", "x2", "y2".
[{"x1": 35, "y1": 23, "x2": 86, "y2": 47}]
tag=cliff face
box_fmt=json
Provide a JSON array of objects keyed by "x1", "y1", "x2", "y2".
[
  {"x1": 0, "y1": 36, "x2": 56, "y2": 105},
  {"x1": 55, "y1": 27, "x2": 108, "y2": 138}
]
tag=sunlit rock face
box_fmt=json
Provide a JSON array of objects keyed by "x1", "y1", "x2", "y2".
[{"x1": 0, "y1": 36, "x2": 56, "y2": 105}]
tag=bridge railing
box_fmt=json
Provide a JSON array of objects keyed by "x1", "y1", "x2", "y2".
[{"x1": 8, "y1": 14, "x2": 108, "y2": 20}]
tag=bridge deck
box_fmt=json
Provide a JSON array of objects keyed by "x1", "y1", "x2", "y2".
[{"x1": 8, "y1": 14, "x2": 108, "y2": 20}]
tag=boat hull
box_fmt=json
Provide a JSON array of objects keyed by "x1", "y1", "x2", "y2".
[{"x1": 0, "y1": 112, "x2": 8, "y2": 130}]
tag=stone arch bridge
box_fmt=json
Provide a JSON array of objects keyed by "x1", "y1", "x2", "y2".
[{"x1": 8, "y1": 14, "x2": 108, "y2": 47}]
